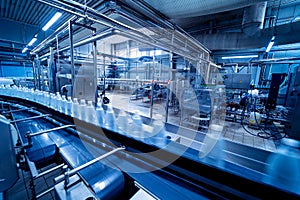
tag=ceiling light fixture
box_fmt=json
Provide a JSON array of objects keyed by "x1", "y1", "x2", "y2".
[
  {"x1": 27, "y1": 37, "x2": 37, "y2": 46},
  {"x1": 42, "y1": 12, "x2": 62, "y2": 31},
  {"x1": 221, "y1": 55, "x2": 258, "y2": 59},
  {"x1": 266, "y1": 36, "x2": 275, "y2": 53},
  {"x1": 22, "y1": 47, "x2": 28, "y2": 53}
]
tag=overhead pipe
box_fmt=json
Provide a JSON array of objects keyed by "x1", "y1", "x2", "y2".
[
  {"x1": 116, "y1": 8, "x2": 209, "y2": 55},
  {"x1": 120, "y1": 0, "x2": 210, "y2": 52},
  {"x1": 33, "y1": 0, "x2": 210, "y2": 62},
  {"x1": 32, "y1": 0, "x2": 156, "y2": 54},
  {"x1": 38, "y1": 29, "x2": 115, "y2": 59},
  {"x1": 31, "y1": 15, "x2": 77, "y2": 54}
]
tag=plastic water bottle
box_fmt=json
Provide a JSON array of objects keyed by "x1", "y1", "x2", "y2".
[
  {"x1": 35, "y1": 90, "x2": 42, "y2": 103},
  {"x1": 66, "y1": 97, "x2": 73, "y2": 116},
  {"x1": 95, "y1": 104, "x2": 105, "y2": 126},
  {"x1": 29, "y1": 88, "x2": 35, "y2": 102},
  {"x1": 85, "y1": 101, "x2": 95, "y2": 123},
  {"x1": 60, "y1": 96, "x2": 67, "y2": 114},
  {"x1": 116, "y1": 110, "x2": 129, "y2": 135},
  {"x1": 130, "y1": 111, "x2": 144, "y2": 138},
  {"x1": 72, "y1": 98, "x2": 79, "y2": 118},
  {"x1": 44, "y1": 92, "x2": 51, "y2": 107},
  {"x1": 78, "y1": 99, "x2": 86, "y2": 120},
  {"x1": 49, "y1": 93, "x2": 57, "y2": 110},
  {"x1": 104, "y1": 105, "x2": 116, "y2": 130},
  {"x1": 56, "y1": 92, "x2": 62, "y2": 112}
]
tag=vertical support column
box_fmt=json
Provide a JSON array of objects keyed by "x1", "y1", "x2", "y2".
[
  {"x1": 69, "y1": 20, "x2": 75, "y2": 96},
  {"x1": 32, "y1": 57, "x2": 37, "y2": 90},
  {"x1": 159, "y1": 58, "x2": 162, "y2": 80},
  {"x1": 149, "y1": 52, "x2": 156, "y2": 119},
  {"x1": 36, "y1": 56, "x2": 41, "y2": 90},
  {"x1": 56, "y1": 35, "x2": 60, "y2": 92},
  {"x1": 126, "y1": 41, "x2": 130, "y2": 80},
  {"x1": 93, "y1": 31, "x2": 98, "y2": 107},
  {"x1": 165, "y1": 52, "x2": 173, "y2": 123},
  {"x1": 103, "y1": 56, "x2": 106, "y2": 96}
]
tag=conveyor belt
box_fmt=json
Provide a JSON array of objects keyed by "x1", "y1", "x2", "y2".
[
  {"x1": 8, "y1": 104, "x2": 125, "y2": 200},
  {"x1": 1, "y1": 97, "x2": 299, "y2": 199},
  {"x1": 11, "y1": 111, "x2": 57, "y2": 166}
]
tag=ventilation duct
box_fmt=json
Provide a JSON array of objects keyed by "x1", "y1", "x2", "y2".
[
  {"x1": 242, "y1": 2, "x2": 267, "y2": 36},
  {"x1": 142, "y1": 0, "x2": 267, "y2": 18}
]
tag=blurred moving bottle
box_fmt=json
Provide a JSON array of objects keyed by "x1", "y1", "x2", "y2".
[
  {"x1": 130, "y1": 111, "x2": 144, "y2": 138},
  {"x1": 104, "y1": 105, "x2": 115, "y2": 129},
  {"x1": 264, "y1": 138, "x2": 300, "y2": 194},
  {"x1": 116, "y1": 110, "x2": 129, "y2": 135},
  {"x1": 95, "y1": 103, "x2": 105, "y2": 126},
  {"x1": 199, "y1": 124, "x2": 225, "y2": 168}
]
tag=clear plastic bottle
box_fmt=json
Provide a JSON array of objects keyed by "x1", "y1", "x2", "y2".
[
  {"x1": 78, "y1": 99, "x2": 86, "y2": 120},
  {"x1": 95, "y1": 103, "x2": 105, "y2": 126},
  {"x1": 49, "y1": 93, "x2": 57, "y2": 110},
  {"x1": 130, "y1": 111, "x2": 144, "y2": 138},
  {"x1": 56, "y1": 92, "x2": 62, "y2": 112},
  {"x1": 104, "y1": 105, "x2": 116, "y2": 130},
  {"x1": 72, "y1": 98, "x2": 79, "y2": 118},
  {"x1": 116, "y1": 110, "x2": 129, "y2": 135},
  {"x1": 66, "y1": 97, "x2": 73, "y2": 116},
  {"x1": 85, "y1": 100, "x2": 95, "y2": 123},
  {"x1": 60, "y1": 96, "x2": 67, "y2": 114}
]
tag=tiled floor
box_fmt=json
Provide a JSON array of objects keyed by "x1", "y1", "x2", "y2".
[{"x1": 106, "y1": 91, "x2": 278, "y2": 152}]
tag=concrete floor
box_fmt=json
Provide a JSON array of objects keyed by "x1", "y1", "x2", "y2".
[{"x1": 105, "y1": 91, "x2": 277, "y2": 152}]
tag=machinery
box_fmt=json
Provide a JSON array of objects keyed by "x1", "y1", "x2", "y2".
[{"x1": 0, "y1": 80, "x2": 300, "y2": 199}]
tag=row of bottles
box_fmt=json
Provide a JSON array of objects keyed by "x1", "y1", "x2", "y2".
[{"x1": 0, "y1": 85, "x2": 168, "y2": 142}]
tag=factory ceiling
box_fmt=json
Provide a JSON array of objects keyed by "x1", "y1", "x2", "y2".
[{"x1": 1, "y1": 0, "x2": 300, "y2": 59}]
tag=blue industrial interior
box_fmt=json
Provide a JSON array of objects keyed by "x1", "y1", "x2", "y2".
[{"x1": 1, "y1": 0, "x2": 300, "y2": 200}]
